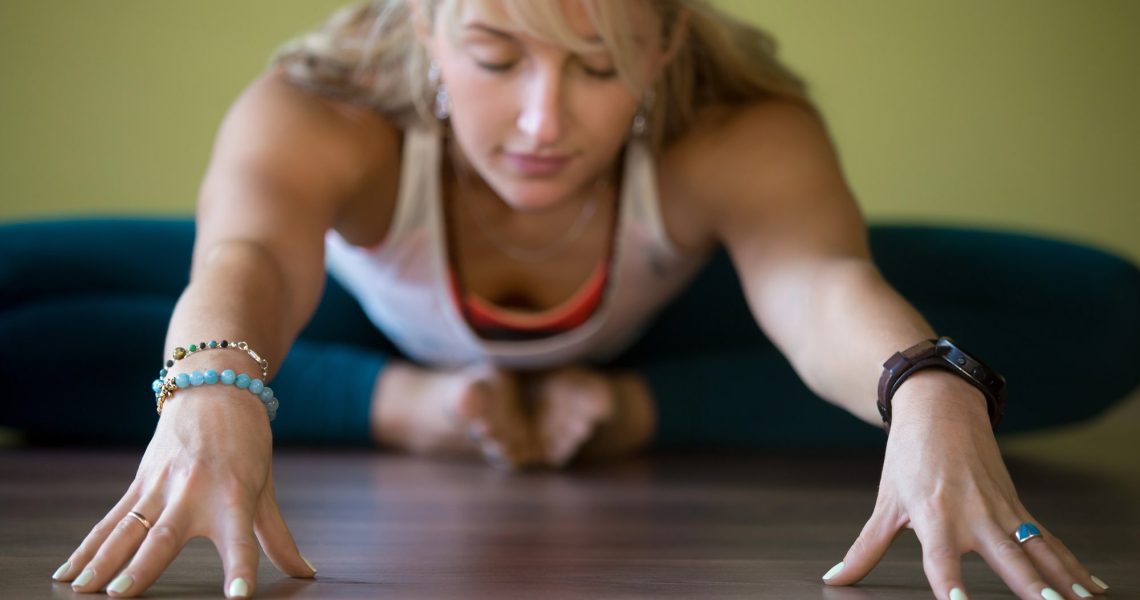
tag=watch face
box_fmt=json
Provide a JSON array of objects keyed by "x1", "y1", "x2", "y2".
[
  {"x1": 880, "y1": 337, "x2": 1006, "y2": 433},
  {"x1": 937, "y1": 337, "x2": 1006, "y2": 389}
]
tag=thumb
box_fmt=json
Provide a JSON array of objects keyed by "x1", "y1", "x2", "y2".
[
  {"x1": 823, "y1": 502, "x2": 902, "y2": 586},
  {"x1": 252, "y1": 472, "x2": 316, "y2": 579}
]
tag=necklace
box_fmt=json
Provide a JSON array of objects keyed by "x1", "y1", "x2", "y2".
[{"x1": 450, "y1": 159, "x2": 605, "y2": 264}]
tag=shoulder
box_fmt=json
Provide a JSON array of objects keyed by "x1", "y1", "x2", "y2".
[
  {"x1": 658, "y1": 99, "x2": 859, "y2": 249},
  {"x1": 203, "y1": 67, "x2": 403, "y2": 218},
  {"x1": 664, "y1": 99, "x2": 838, "y2": 208}
]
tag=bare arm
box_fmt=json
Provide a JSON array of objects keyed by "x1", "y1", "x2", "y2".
[
  {"x1": 687, "y1": 102, "x2": 944, "y2": 425},
  {"x1": 686, "y1": 102, "x2": 1098, "y2": 600},
  {"x1": 57, "y1": 68, "x2": 401, "y2": 598},
  {"x1": 177, "y1": 69, "x2": 400, "y2": 376}
]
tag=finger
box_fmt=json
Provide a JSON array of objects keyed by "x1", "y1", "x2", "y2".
[
  {"x1": 823, "y1": 502, "x2": 902, "y2": 587},
  {"x1": 479, "y1": 440, "x2": 518, "y2": 471},
  {"x1": 71, "y1": 499, "x2": 162, "y2": 594},
  {"x1": 54, "y1": 487, "x2": 143, "y2": 582},
  {"x1": 253, "y1": 473, "x2": 316, "y2": 578},
  {"x1": 467, "y1": 421, "x2": 490, "y2": 442},
  {"x1": 101, "y1": 503, "x2": 190, "y2": 598},
  {"x1": 1015, "y1": 521, "x2": 1098, "y2": 599},
  {"x1": 548, "y1": 422, "x2": 589, "y2": 468},
  {"x1": 510, "y1": 428, "x2": 546, "y2": 468},
  {"x1": 913, "y1": 519, "x2": 967, "y2": 600},
  {"x1": 213, "y1": 507, "x2": 260, "y2": 600},
  {"x1": 1039, "y1": 530, "x2": 1108, "y2": 595},
  {"x1": 976, "y1": 522, "x2": 1064, "y2": 600},
  {"x1": 497, "y1": 432, "x2": 544, "y2": 470}
]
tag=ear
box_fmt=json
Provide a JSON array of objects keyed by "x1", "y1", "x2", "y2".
[
  {"x1": 410, "y1": 0, "x2": 436, "y2": 50},
  {"x1": 655, "y1": 8, "x2": 690, "y2": 74}
]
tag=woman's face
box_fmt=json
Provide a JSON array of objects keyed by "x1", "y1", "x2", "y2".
[{"x1": 427, "y1": 0, "x2": 666, "y2": 212}]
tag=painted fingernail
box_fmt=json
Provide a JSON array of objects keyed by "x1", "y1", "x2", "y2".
[
  {"x1": 821, "y1": 561, "x2": 844, "y2": 580},
  {"x1": 302, "y1": 555, "x2": 317, "y2": 576},
  {"x1": 108, "y1": 573, "x2": 134, "y2": 594},
  {"x1": 1072, "y1": 583, "x2": 1093, "y2": 598},
  {"x1": 227, "y1": 577, "x2": 250, "y2": 598},
  {"x1": 1090, "y1": 575, "x2": 1109, "y2": 591},
  {"x1": 51, "y1": 561, "x2": 70, "y2": 580},
  {"x1": 1041, "y1": 588, "x2": 1063, "y2": 600},
  {"x1": 950, "y1": 587, "x2": 969, "y2": 600},
  {"x1": 72, "y1": 568, "x2": 94, "y2": 588}
]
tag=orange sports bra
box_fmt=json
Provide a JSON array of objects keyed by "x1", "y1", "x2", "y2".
[{"x1": 448, "y1": 259, "x2": 609, "y2": 341}]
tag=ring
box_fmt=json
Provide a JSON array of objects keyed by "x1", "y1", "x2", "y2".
[
  {"x1": 127, "y1": 511, "x2": 153, "y2": 531},
  {"x1": 1014, "y1": 522, "x2": 1042, "y2": 544}
]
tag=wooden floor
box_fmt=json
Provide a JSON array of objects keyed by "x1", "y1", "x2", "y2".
[{"x1": 2, "y1": 395, "x2": 1138, "y2": 599}]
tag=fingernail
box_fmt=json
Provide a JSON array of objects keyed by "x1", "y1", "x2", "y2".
[
  {"x1": 1090, "y1": 575, "x2": 1109, "y2": 591},
  {"x1": 72, "y1": 568, "x2": 94, "y2": 588},
  {"x1": 227, "y1": 577, "x2": 250, "y2": 598},
  {"x1": 1072, "y1": 583, "x2": 1093, "y2": 598},
  {"x1": 302, "y1": 555, "x2": 317, "y2": 576},
  {"x1": 108, "y1": 573, "x2": 134, "y2": 594},
  {"x1": 51, "y1": 561, "x2": 70, "y2": 580},
  {"x1": 1041, "y1": 588, "x2": 1063, "y2": 600},
  {"x1": 822, "y1": 561, "x2": 844, "y2": 580},
  {"x1": 950, "y1": 587, "x2": 969, "y2": 600}
]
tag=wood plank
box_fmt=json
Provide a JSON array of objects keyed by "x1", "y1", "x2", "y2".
[{"x1": 2, "y1": 440, "x2": 1136, "y2": 599}]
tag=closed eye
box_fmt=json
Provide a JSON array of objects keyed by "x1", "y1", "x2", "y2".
[
  {"x1": 581, "y1": 65, "x2": 618, "y2": 79},
  {"x1": 476, "y1": 61, "x2": 516, "y2": 73}
]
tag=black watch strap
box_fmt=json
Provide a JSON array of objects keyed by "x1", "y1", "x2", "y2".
[{"x1": 876, "y1": 337, "x2": 1006, "y2": 434}]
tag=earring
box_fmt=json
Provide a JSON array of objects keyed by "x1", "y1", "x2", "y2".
[
  {"x1": 427, "y1": 61, "x2": 451, "y2": 121},
  {"x1": 630, "y1": 88, "x2": 656, "y2": 138}
]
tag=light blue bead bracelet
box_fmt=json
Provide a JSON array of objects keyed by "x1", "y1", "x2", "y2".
[{"x1": 152, "y1": 368, "x2": 278, "y2": 421}]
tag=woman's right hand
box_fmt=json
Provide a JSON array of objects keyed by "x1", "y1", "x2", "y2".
[{"x1": 51, "y1": 386, "x2": 316, "y2": 598}]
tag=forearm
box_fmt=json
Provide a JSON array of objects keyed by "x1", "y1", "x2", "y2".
[
  {"x1": 164, "y1": 240, "x2": 302, "y2": 383},
  {"x1": 782, "y1": 259, "x2": 945, "y2": 425}
]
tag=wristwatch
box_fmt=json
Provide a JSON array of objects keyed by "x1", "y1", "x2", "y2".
[{"x1": 876, "y1": 336, "x2": 1006, "y2": 433}]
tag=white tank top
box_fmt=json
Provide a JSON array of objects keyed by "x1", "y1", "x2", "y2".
[{"x1": 325, "y1": 125, "x2": 709, "y2": 369}]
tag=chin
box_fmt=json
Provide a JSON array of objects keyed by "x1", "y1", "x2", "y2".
[
  {"x1": 500, "y1": 189, "x2": 569, "y2": 213},
  {"x1": 490, "y1": 176, "x2": 582, "y2": 213}
]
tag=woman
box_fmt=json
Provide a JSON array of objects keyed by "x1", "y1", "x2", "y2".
[{"x1": 23, "y1": 0, "x2": 1122, "y2": 598}]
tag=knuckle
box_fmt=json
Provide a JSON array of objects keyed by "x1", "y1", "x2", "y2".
[
  {"x1": 993, "y1": 539, "x2": 1023, "y2": 558},
  {"x1": 218, "y1": 473, "x2": 262, "y2": 502},
  {"x1": 90, "y1": 518, "x2": 113, "y2": 537},
  {"x1": 114, "y1": 517, "x2": 135, "y2": 534},
  {"x1": 229, "y1": 536, "x2": 260, "y2": 557},
  {"x1": 923, "y1": 543, "x2": 958, "y2": 562},
  {"x1": 146, "y1": 524, "x2": 181, "y2": 548},
  {"x1": 915, "y1": 496, "x2": 952, "y2": 523},
  {"x1": 78, "y1": 519, "x2": 114, "y2": 552}
]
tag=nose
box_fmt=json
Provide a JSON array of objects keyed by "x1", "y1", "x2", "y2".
[{"x1": 516, "y1": 68, "x2": 563, "y2": 146}]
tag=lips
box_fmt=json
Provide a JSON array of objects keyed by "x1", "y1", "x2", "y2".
[{"x1": 503, "y1": 151, "x2": 572, "y2": 176}]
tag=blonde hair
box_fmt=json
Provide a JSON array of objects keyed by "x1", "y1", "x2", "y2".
[{"x1": 272, "y1": 0, "x2": 811, "y2": 151}]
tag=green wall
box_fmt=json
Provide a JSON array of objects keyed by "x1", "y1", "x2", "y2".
[{"x1": 2, "y1": 1, "x2": 1137, "y2": 261}]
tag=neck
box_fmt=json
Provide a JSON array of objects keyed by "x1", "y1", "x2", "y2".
[{"x1": 444, "y1": 146, "x2": 618, "y2": 264}]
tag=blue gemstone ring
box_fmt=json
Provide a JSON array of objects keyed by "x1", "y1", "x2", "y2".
[{"x1": 1015, "y1": 522, "x2": 1043, "y2": 544}]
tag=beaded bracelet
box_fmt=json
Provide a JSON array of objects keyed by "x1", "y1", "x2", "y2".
[
  {"x1": 157, "y1": 340, "x2": 269, "y2": 382},
  {"x1": 152, "y1": 369, "x2": 278, "y2": 421}
]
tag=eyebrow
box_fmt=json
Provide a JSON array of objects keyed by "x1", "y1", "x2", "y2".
[{"x1": 462, "y1": 21, "x2": 605, "y2": 45}]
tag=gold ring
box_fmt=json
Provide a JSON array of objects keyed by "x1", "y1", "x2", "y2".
[{"x1": 127, "y1": 511, "x2": 153, "y2": 531}]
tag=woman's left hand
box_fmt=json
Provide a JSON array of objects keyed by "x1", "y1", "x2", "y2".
[
  {"x1": 822, "y1": 371, "x2": 1107, "y2": 600},
  {"x1": 528, "y1": 367, "x2": 656, "y2": 468}
]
